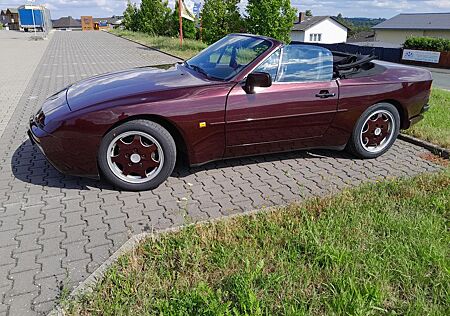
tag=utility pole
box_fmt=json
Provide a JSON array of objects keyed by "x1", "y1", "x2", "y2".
[
  {"x1": 28, "y1": 0, "x2": 38, "y2": 38},
  {"x1": 178, "y1": 0, "x2": 183, "y2": 47}
]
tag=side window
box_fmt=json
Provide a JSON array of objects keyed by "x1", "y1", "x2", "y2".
[
  {"x1": 253, "y1": 49, "x2": 281, "y2": 81},
  {"x1": 277, "y1": 45, "x2": 333, "y2": 82}
]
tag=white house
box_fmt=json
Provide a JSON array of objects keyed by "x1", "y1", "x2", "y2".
[{"x1": 291, "y1": 12, "x2": 349, "y2": 44}]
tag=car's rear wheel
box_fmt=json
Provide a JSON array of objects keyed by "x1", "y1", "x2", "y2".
[
  {"x1": 347, "y1": 103, "x2": 400, "y2": 159},
  {"x1": 98, "y1": 120, "x2": 176, "y2": 191}
]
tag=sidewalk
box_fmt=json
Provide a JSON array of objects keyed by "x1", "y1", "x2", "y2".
[{"x1": 0, "y1": 31, "x2": 51, "y2": 139}]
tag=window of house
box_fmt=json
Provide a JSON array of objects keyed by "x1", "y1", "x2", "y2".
[{"x1": 309, "y1": 33, "x2": 322, "y2": 42}]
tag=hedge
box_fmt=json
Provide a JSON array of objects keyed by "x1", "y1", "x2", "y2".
[{"x1": 403, "y1": 36, "x2": 450, "y2": 52}]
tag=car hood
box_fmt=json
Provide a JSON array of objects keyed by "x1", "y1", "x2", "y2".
[{"x1": 66, "y1": 64, "x2": 215, "y2": 111}]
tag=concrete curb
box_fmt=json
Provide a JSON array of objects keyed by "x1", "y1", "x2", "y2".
[
  {"x1": 105, "y1": 31, "x2": 184, "y2": 61},
  {"x1": 399, "y1": 134, "x2": 449, "y2": 159},
  {"x1": 48, "y1": 206, "x2": 279, "y2": 315},
  {"x1": 48, "y1": 230, "x2": 181, "y2": 316}
]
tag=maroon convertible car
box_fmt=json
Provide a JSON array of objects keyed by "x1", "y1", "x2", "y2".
[{"x1": 29, "y1": 34, "x2": 432, "y2": 191}]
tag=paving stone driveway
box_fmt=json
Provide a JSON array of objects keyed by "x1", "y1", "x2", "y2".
[
  {"x1": 0, "y1": 31, "x2": 49, "y2": 139},
  {"x1": 0, "y1": 31, "x2": 442, "y2": 315}
]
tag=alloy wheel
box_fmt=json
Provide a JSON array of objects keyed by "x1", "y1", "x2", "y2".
[
  {"x1": 106, "y1": 131, "x2": 164, "y2": 184},
  {"x1": 359, "y1": 109, "x2": 395, "y2": 153}
]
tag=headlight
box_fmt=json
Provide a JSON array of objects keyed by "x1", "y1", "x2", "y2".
[
  {"x1": 35, "y1": 108, "x2": 46, "y2": 128},
  {"x1": 34, "y1": 88, "x2": 69, "y2": 129}
]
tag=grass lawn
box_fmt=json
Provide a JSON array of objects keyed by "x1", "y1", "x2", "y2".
[
  {"x1": 404, "y1": 88, "x2": 450, "y2": 149},
  {"x1": 109, "y1": 29, "x2": 206, "y2": 60},
  {"x1": 64, "y1": 170, "x2": 449, "y2": 316}
]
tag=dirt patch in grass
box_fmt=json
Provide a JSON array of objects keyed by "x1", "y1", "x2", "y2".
[{"x1": 419, "y1": 152, "x2": 449, "y2": 167}]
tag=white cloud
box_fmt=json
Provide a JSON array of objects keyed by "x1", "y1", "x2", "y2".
[
  {"x1": 424, "y1": 0, "x2": 450, "y2": 9},
  {"x1": 0, "y1": 0, "x2": 448, "y2": 19}
]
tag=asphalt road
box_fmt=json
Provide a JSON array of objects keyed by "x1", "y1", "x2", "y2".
[
  {"x1": 0, "y1": 31, "x2": 442, "y2": 315},
  {"x1": 428, "y1": 68, "x2": 450, "y2": 90}
]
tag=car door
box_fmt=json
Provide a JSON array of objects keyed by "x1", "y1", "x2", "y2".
[{"x1": 225, "y1": 44, "x2": 339, "y2": 157}]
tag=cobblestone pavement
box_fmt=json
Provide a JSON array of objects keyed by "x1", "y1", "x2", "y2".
[
  {"x1": 0, "y1": 31, "x2": 50, "y2": 139},
  {"x1": 0, "y1": 31, "x2": 442, "y2": 315}
]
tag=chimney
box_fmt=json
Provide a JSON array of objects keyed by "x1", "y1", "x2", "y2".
[{"x1": 299, "y1": 12, "x2": 306, "y2": 23}]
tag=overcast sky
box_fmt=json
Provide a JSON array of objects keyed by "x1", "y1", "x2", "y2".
[{"x1": 0, "y1": 0, "x2": 449, "y2": 19}]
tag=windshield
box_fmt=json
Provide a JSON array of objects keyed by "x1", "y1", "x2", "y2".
[{"x1": 186, "y1": 35, "x2": 272, "y2": 81}]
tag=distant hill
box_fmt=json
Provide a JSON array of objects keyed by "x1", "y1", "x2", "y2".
[
  {"x1": 345, "y1": 17, "x2": 386, "y2": 28},
  {"x1": 332, "y1": 16, "x2": 386, "y2": 36}
]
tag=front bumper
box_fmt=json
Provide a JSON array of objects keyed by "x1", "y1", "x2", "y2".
[
  {"x1": 28, "y1": 120, "x2": 70, "y2": 175},
  {"x1": 28, "y1": 119, "x2": 99, "y2": 178}
]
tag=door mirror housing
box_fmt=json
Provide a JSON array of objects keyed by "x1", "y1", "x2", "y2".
[{"x1": 243, "y1": 72, "x2": 272, "y2": 94}]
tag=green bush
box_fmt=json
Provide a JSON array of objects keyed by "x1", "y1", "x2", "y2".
[{"x1": 404, "y1": 36, "x2": 450, "y2": 52}]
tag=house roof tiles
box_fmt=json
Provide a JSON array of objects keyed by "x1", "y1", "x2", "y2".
[{"x1": 373, "y1": 13, "x2": 450, "y2": 30}]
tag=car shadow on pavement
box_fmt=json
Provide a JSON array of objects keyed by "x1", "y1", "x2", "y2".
[
  {"x1": 12, "y1": 139, "x2": 355, "y2": 191},
  {"x1": 11, "y1": 140, "x2": 114, "y2": 191}
]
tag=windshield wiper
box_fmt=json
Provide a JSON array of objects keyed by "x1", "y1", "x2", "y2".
[
  {"x1": 184, "y1": 61, "x2": 224, "y2": 81},
  {"x1": 191, "y1": 64, "x2": 210, "y2": 78}
]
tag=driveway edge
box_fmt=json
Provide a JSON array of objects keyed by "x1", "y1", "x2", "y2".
[
  {"x1": 48, "y1": 207, "x2": 277, "y2": 315},
  {"x1": 105, "y1": 31, "x2": 184, "y2": 61},
  {"x1": 399, "y1": 134, "x2": 449, "y2": 159}
]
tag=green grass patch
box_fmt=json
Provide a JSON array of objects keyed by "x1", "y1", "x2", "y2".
[
  {"x1": 109, "y1": 29, "x2": 207, "y2": 60},
  {"x1": 404, "y1": 88, "x2": 450, "y2": 149},
  {"x1": 64, "y1": 171, "x2": 450, "y2": 315}
]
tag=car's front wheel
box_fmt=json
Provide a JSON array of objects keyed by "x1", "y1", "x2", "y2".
[
  {"x1": 347, "y1": 103, "x2": 400, "y2": 159},
  {"x1": 98, "y1": 120, "x2": 176, "y2": 191}
]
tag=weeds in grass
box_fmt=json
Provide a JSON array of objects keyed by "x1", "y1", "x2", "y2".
[{"x1": 65, "y1": 171, "x2": 450, "y2": 315}]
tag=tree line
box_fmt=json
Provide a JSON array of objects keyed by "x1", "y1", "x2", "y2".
[{"x1": 123, "y1": 0, "x2": 297, "y2": 44}]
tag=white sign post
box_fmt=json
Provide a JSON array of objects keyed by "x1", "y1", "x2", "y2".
[
  {"x1": 402, "y1": 49, "x2": 441, "y2": 64},
  {"x1": 28, "y1": 0, "x2": 37, "y2": 38}
]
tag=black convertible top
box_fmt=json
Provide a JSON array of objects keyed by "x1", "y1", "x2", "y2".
[{"x1": 332, "y1": 51, "x2": 384, "y2": 79}]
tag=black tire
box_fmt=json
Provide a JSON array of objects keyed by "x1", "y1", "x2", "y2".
[
  {"x1": 98, "y1": 120, "x2": 176, "y2": 191},
  {"x1": 347, "y1": 102, "x2": 400, "y2": 159}
]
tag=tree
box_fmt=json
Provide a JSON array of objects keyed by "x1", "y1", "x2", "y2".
[
  {"x1": 305, "y1": 9, "x2": 313, "y2": 17},
  {"x1": 246, "y1": 0, "x2": 297, "y2": 43},
  {"x1": 170, "y1": 1, "x2": 197, "y2": 39},
  {"x1": 123, "y1": 1, "x2": 140, "y2": 32},
  {"x1": 335, "y1": 13, "x2": 355, "y2": 36},
  {"x1": 139, "y1": 0, "x2": 171, "y2": 35},
  {"x1": 201, "y1": 0, "x2": 243, "y2": 44}
]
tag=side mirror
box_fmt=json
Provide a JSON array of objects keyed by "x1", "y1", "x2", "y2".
[{"x1": 243, "y1": 72, "x2": 272, "y2": 94}]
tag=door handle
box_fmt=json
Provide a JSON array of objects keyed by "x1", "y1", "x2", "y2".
[{"x1": 315, "y1": 91, "x2": 336, "y2": 99}]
